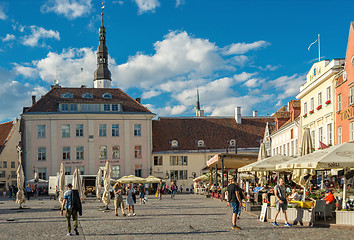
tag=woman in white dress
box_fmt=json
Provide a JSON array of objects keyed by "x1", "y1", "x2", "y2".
[{"x1": 126, "y1": 184, "x2": 136, "y2": 216}]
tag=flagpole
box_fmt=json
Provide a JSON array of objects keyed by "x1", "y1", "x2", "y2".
[{"x1": 318, "y1": 34, "x2": 320, "y2": 62}]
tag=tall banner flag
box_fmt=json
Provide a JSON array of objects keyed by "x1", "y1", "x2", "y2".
[{"x1": 308, "y1": 34, "x2": 321, "y2": 62}]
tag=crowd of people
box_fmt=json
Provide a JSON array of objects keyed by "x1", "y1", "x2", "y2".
[{"x1": 1, "y1": 184, "x2": 48, "y2": 201}]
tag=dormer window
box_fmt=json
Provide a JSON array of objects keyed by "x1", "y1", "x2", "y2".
[
  {"x1": 229, "y1": 139, "x2": 236, "y2": 147},
  {"x1": 102, "y1": 93, "x2": 112, "y2": 99},
  {"x1": 197, "y1": 140, "x2": 205, "y2": 147},
  {"x1": 171, "y1": 140, "x2": 178, "y2": 148},
  {"x1": 82, "y1": 93, "x2": 93, "y2": 99},
  {"x1": 61, "y1": 92, "x2": 73, "y2": 98}
]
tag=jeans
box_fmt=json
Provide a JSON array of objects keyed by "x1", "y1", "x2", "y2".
[{"x1": 171, "y1": 190, "x2": 175, "y2": 198}]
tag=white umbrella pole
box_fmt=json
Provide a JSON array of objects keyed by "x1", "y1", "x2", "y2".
[
  {"x1": 320, "y1": 171, "x2": 323, "y2": 190},
  {"x1": 342, "y1": 176, "x2": 347, "y2": 209}
]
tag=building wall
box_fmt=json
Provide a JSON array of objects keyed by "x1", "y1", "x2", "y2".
[
  {"x1": 336, "y1": 23, "x2": 354, "y2": 144},
  {"x1": 270, "y1": 119, "x2": 300, "y2": 157},
  {"x1": 297, "y1": 59, "x2": 344, "y2": 149},
  {"x1": 0, "y1": 121, "x2": 21, "y2": 188},
  {"x1": 23, "y1": 113, "x2": 153, "y2": 180}
]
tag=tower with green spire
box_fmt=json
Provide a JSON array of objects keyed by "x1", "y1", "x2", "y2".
[{"x1": 196, "y1": 88, "x2": 204, "y2": 117}]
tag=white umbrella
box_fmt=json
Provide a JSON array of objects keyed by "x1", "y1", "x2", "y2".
[
  {"x1": 145, "y1": 175, "x2": 165, "y2": 183},
  {"x1": 96, "y1": 168, "x2": 102, "y2": 200},
  {"x1": 258, "y1": 143, "x2": 267, "y2": 161},
  {"x1": 16, "y1": 164, "x2": 25, "y2": 208},
  {"x1": 58, "y1": 162, "x2": 65, "y2": 205},
  {"x1": 73, "y1": 167, "x2": 85, "y2": 201},
  {"x1": 27, "y1": 178, "x2": 48, "y2": 184},
  {"x1": 102, "y1": 161, "x2": 111, "y2": 209}
]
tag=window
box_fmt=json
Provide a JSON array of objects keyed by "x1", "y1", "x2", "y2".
[
  {"x1": 171, "y1": 140, "x2": 178, "y2": 148},
  {"x1": 350, "y1": 86, "x2": 354, "y2": 105},
  {"x1": 134, "y1": 146, "x2": 142, "y2": 158},
  {"x1": 303, "y1": 102, "x2": 307, "y2": 114},
  {"x1": 76, "y1": 166, "x2": 84, "y2": 175},
  {"x1": 76, "y1": 146, "x2": 84, "y2": 160},
  {"x1": 337, "y1": 94, "x2": 342, "y2": 111},
  {"x1": 0, "y1": 162, "x2": 2, "y2": 168},
  {"x1": 112, "y1": 124, "x2": 119, "y2": 137},
  {"x1": 287, "y1": 142, "x2": 290, "y2": 156},
  {"x1": 11, "y1": 171, "x2": 16, "y2": 178},
  {"x1": 61, "y1": 92, "x2": 73, "y2": 98},
  {"x1": 112, "y1": 166, "x2": 120, "y2": 178},
  {"x1": 38, "y1": 167, "x2": 47, "y2": 180},
  {"x1": 179, "y1": 170, "x2": 188, "y2": 180},
  {"x1": 37, "y1": 125, "x2": 46, "y2": 138},
  {"x1": 327, "y1": 123, "x2": 332, "y2": 145},
  {"x1": 197, "y1": 140, "x2": 205, "y2": 147},
  {"x1": 62, "y1": 147, "x2": 71, "y2": 160},
  {"x1": 170, "y1": 170, "x2": 179, "y2": 181},
  {"x1": 338, "y1": 126, "x2": 342, "y2": 144},
  {"x1": 310, "y1": 97, "x2": 314, "y2": 110},
  {"x1": 61, "y1": 103, "x2": 69, "y2": 112},
  {"x1": 99, "y1": 124, "x2": 107, "y2": 137},
  {"x1": 291, "y1": 141, "x2": 294, "y2": 156},
  {"x1": 311, "y1": 130, "x2": 315, "y2": 149},
  {"x1": 326, "y1": 86, "x2": 331, "y2": 102},
  {"x1": 62, "y1": 124, "x2": 70, "y2": 138},
  {"x1": 0, "y1": 171, "x2": 5, "y2": 178},
  {"x1": 70, "y1": 104, "x2": 77, "y2": 112},
  {"x1": 318, "y1": 92, "x2": 322, "y2": 106},
  {"x1": 134, "y1": 124, "x2": 141, "y2": 136},
  {"x1": 82, "y1": 93, "x2": 93, "y2": 99},
  {"x1": 290, "y1": 129, "x2": 294, "y2": 139},
  {"x1": 112, "y1": 104, "x2": 119, "y2": 111},
  {"x1": 104, "y1": 104, "x2": 110, "y2": 111},
  {"x1": 273, "y1": 148, "x2": 276, "y2": 156},
  {"x1": 283, "y1": 144, "x2": 286, "y2": 155},
  {"x1": 295, "y1": 139, "x2": 298, "y2": 155},
  {"x1": 112, "y1": 146, "x2": 120, "y2": 159},
  {"x1": 279, "y1": 146, "x2": 282, "y2": 155},
  {"x1": 102, "y1": 93, "x2": 112, "y2": 99},
  {"x1": 99, "y1": 146, "x2": 107, "y2": 159},
  {"x1": 11, "y1": 162, "x2": 15, "y2": 168},
  {"x1": 65, "y1": 167, "x2": 71, "y2": 175},
  {"x1": 169, "y1": 156, "x2": 187, "y2": 165},
  {"x1": 81, "y1": 104, "x2": 100, "y2": 112},
  {"x1": 154, "y1": 156, "x2": 163, "y2": 166},
  {"x1": 318, "y1": 127, "x2": 323, "y2": 143},
  {"x1": 350, "y1": 122, "x2": 354, "y2": 142},
  {"x1": 76, "y1": 124, "x2": 84, "y2": 137},
  {"x1": 37, "y1": 148, "x2": 46, "y2": 161},
  {"x1": 3, "y1": 161, "x2": 7, "y2": 168},
  {"x1": 135, "y1": 165, "x2": 142, "y2": 177}
]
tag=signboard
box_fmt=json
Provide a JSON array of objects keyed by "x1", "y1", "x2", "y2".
[{"x1": 259, "y1": 203, "x2": 268, "y2": 222}]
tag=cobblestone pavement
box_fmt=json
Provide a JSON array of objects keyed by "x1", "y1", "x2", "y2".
[{"x1": 1, "y1": 194, "x2": 353, "y2": 240}]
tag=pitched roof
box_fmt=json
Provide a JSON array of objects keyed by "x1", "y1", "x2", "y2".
[
  {"x1": 0, "y1": 121, "x2": 14, "y2": 150},
  {"x1": 267, "y1": 122, "x2": 276, "y2": 134},
  {"x1": 290, "y1": 100, "x2": 300, "y2": 108},
  {"x1": 152, "y1": 117, "x2": 273, "y2": 152},
  {"x1": 24, "y1": 87, "x2": 151, "y2": 113}
]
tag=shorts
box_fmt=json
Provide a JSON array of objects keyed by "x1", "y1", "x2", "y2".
[
  {"x1": 139, "y1": 192, "x2": 145, "y2": 199},
  {"x1": 114, "y1": 198, "x2": 124, "y2": 209},
  {"x1": 230, "y1": 202, "x2": 240, "y2": 214},
  {"x1": 276, "y1": 201, "x2": 287, "y2": 211}
]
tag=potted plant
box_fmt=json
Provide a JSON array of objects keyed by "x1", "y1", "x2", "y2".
[
  {"x1": 303, "y1": 113, "x2": 308, "y2": 118},
  {"x1": 316, "y1": 105, "x2": 322, "y2": 110},
  {"x1": 309, "y1": 109, "x2": 314, "y2": 114},
  {"x1": 325, "y1": 100, "x2": 331, "y2": 105}
]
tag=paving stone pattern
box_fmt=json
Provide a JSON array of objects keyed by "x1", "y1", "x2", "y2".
[{"x1": 0, "y1": 194, "x2": 353, "y2": 240}]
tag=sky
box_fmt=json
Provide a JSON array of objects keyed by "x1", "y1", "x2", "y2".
[{"x1": 0, "y1": 0, "x2": 353, "y2": 122}]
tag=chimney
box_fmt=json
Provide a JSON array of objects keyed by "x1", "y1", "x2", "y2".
[
  {"x1": 253, "y1": 111, "x2": 258, "y2": 117},
  {"x1": 235, "y1": 107, "x2": 242, "y2": 124},
  {"x1": 32, "y1": 95, "x2": 36, "y2": 106},
  {"x1": 135, "y1": 98, "x2": 141, "y2": 103}
]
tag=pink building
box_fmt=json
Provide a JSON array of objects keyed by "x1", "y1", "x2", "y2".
[{"x1": 21, "y1": 17, "x2": 153, "y2": 180}]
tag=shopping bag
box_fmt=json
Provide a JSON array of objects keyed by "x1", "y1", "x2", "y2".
[{"x1": 155, "y1": 190, "x2": 158, "y2": 197}]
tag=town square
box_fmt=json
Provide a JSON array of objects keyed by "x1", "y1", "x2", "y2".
[{"x1": 1, "y1": 0, "x2": 354, "y2": 239}]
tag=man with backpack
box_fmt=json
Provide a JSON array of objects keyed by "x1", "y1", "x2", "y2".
[{"x1": 60, "y1": 183, "x2": 82, "y2": 236}]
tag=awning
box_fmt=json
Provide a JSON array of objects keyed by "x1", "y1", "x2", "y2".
[
  {"x1": 207, "y1": 153, "x2": 257, "y2": 169},
  {"x1": 239, "y1": 155, "x2": 294, "y2": 172}
]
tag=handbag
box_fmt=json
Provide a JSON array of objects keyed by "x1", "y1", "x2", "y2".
[{"x1": 132, "y1": 192, "x2": 136, "y2": 203}]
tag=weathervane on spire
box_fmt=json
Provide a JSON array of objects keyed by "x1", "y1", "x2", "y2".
[{"x1": 101, "y1": 1, "x2": 105, "y2": 25}]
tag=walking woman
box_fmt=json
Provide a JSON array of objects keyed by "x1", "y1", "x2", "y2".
[
  {"x1": 170, "y1": 182, "x2": 176, "y2": 199},
  {"x1": 126, "y1": 184, "x2": 136, "y2": 216},
  {"x1": 113, "y1": 182, "x2": 126, "y2": 217}
]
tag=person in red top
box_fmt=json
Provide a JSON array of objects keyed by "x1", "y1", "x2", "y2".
[{"x1": 324, "y1": 190, "x2": 335, "y2": 204}]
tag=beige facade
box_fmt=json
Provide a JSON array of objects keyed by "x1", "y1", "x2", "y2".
[
  {"x1": 296, "y1": 59, "x2": 345, "y2": 149},
  {"x1": 0, "y1": 120, "x2": 21, "y2": 188}
]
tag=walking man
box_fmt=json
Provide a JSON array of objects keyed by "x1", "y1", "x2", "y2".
[
  {"x1": 138, "y1": 183, "x2": 145, "y2": 204},
  {"x1": 158, "y1": 180, "x2": 164, "y2": 200},
  {"x1": 60, "y1": 183, "x2": 82, "y2": 236},
  {"x1": 272, "y1": 178, "x2": 292, "y2": 227},
  {"x1": 226, "y1": 177, "x2": 242, "y2": 230},
  {"x1": 113, "y1": 182, "x2": 126, "y2": 216}
]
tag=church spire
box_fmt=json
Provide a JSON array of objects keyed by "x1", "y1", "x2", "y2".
[
  {"x1": 93, "y1": 4, "x2": 111, "y2": 88},
  {"x1": 196, "y1": 88, "x2": 204, "y2": 117}
]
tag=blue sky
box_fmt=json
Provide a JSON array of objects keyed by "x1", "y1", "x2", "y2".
[{"x1": 0, "y1": 0, "x2": 353, "y2": 122}]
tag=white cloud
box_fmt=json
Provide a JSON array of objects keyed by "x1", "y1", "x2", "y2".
[
  {"x1": 175, "y1": 0, "x2": 185, "y2": 7},
  {"x1": 113, "y1": 1, "x2": 124, "y2": 5},
  {"x1": 22, "y1": 26, "x2": 60, "y2": 47},
  {"x1": 41, "y1": 0, "x2": 93, "y2": 19},
  {"x1": 233, "y1": 72, "x2": 256, "y2": 82},
  {"x1": 222, "y1": 40, "x2": 269, "y2": 55},
  {"x1": 142, "y1": 90, "x2": 161, "y2": 99},
  {"x1": 13, "y1": 64, "x2": 38, "y2": 78},
  {"x1": 2, "y1": 34, "x2": 15, "y2": 42},
  {"x1": 230, "y1": 55, "x2": 249, "y2": 66},
  {"x1": 0, "y1": 5, "x2": 7, "y2": 20},
  {"x1": 133, "y1": 0, "x2": 160, "y2": 14},
  {"x1": 268, "y1": 74, "x2": 306, "y2": 100},
  {"x1": 243, "y1": 78, "x2": 258, "y2": 88},
  {"x1": 145, "y1": 104, "x2": 187, "y2": 116},
  {"x1": 259, "y1": 64, "x2": 279, "y2": 71}
]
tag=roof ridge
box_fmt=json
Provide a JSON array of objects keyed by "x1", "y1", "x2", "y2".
[
  {"x1": 25, "y1": 87, "x2": 56, "y2": 112},
  {"x1": 116, "y1": 88, "x2": 152, "y2": 113}
]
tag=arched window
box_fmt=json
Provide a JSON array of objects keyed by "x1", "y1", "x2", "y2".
[
  {"x1": 61, "y1": 92, "x2": 73, "y2": 98},
  {"x1": 197, "y1": 140, "x2": 205, "y2": 147},
  {"x1": 102, "y1": 93, "x2": 112, "y2": 99},
  {"x1": 82, "y1": 93, "x2": 93, "y2": 99},
  {"x1": 229, "y1": 139, "x2": 236, "y2": 147}
]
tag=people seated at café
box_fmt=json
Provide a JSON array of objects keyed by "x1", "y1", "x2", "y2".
[
  {"x1": 324, "y1": 189, "x2": 335, "y2": 204},
  {"x1": 287, "y1": 188, "x2": 300, "y2": 201},
  {"x1": 253, "y1": 183, "x2": 263, "y2": 193}
]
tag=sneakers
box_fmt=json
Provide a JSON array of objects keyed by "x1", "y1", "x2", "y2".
[
  {"x1": 123, "y1": 213, "x2": 126, "y2": 217},
  {"x1": 128, "y1": 213, "x2": 131, "y2": 216},
  {"x1": 284, "y1": 222, "x2": 292, "y2": 227},
  {"x1": 115, "y1": 213, "x2": 118, "y2": 217},
  {"x1": 231, "y1": 225, "x2": 241, "y2": 230},
  {"x1": 133, "y1": 213, "x2": 136, "y2": 216},
  {"x1": 74, "y1": 228, "x2": 79, "y2": 235},
  {"x1": 272, "y1": 222, "x2": 278, "y2": 226},
  {"x1": 66, "y1": 232, "x2": 72, "y2": 236}
]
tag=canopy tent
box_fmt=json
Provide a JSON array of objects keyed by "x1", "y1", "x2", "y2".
[
  {"x1": 117, "y1": 175, "x2": 146, "y2": 184},
  {"x1": 26, "y1": 178, "x2": 48, "y2": 184},
  {"x1": 207, "y1": 153, "x2": 258, "y2": 169},
  {"x1": 239, "y1": 173, "x2": 254, "y2": 180},
  {"x1": 193, "y1": 174, "x2": 209, "y2": 182},
  {"x1": 239, "y1": 155, "x2": 294, "y2": 172},
  {"x1": 145, "y1": 176, "x2": 165, "y2": 183}
]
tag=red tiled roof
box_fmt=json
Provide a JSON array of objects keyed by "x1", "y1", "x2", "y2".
[
  {"x1": 152, "y1": 117, "x2": 273, "y2": 152},
  {"x1": 0, "y1": 121, "x2": 13, "y2": 150},
  {"x1": 25, "y1": 87, "x2": 151, "y2": 113},
  {"x1": 290, "y1": 100, "x2": 300, "y2": 108},
  {"x1": 275, "y1": 111, "x2": 290, "y2": 119}
]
